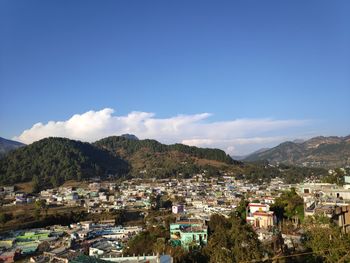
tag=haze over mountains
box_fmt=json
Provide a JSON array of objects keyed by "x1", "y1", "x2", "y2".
[
  {"x1": 0, "y1": 137, "x2": 25, "y2": 158},
  {"x1": 244, "y1": 135, "x2": 350, "y2": 168}
]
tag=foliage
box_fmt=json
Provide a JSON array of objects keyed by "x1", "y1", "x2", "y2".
[
  {"x1": 114, "y1": 209, "x2": 127, "y2": 225},
  {"x1": 94, "y1": 136, "x2": 238, "y2": 178},
  {"x1": 304, "y1": 223, "x2": 350, "y2": 262},
  {"x1": 32, "y1": 175, "x2": 41, "y2": 193},
  {"x1": 125, "y1": 225, "x2": 168, "y2": 256},
  {"x1": 0, "y1": 137, "x2": 129, "y2": 188},
  {"x1": 95, "y1": 136, "x2": 235, "y2": 164},
  {"x1": 322, "y1": 168, "x2": 346, "y2": 185},
  {"x1": 279, "y1": 164, "x2": 328, "y2": 184},
  {"x1": 235, "y1": 198, "x2": 249, "y2": 221},
  {"x1": 0, "y1": 212, "x2": 13, "y2": 225},
  {"x1": 242, "y1": 162, "x2": 328, "y2": 184},
  {"x1": 271, "y1": 188, "x2": 304, "y2": 223},
  {"x1": 204, "y1": 213, "x2": 265, "y2": 263}
]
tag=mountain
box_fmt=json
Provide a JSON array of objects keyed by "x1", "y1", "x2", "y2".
[
  {"x1": 0, "y1": 137, "x2": 25, "y2": 158},
  {"x1": 0, "y1": 136, "x2": 239, "y2": 187},
  {"x1": 231, "y1": 148, "x2": 270, "y2": 161},
  {"x1": 244, "y1": 135, "x2": 350, "y2": 168},
  {"x1": 120, "y1": 134, "x2": 139, "y2": 140},
  {"x1": 94, "y1": 136, "x2": 238, "y2": 177},
  {"x1": 0, "y1": 137, "x2": 129, "y2": 187}
]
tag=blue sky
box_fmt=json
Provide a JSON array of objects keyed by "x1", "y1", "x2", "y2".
[{"x1": 1, "y1": 1, "x2": 349, "y2": 154}]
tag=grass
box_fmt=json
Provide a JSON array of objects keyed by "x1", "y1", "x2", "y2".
[
  {"x1": 15, "y1": 182, "x2": 33, "y2": 193},
  {"x1": 0, "y1": 204, "x2": 86, "y2": 233}
]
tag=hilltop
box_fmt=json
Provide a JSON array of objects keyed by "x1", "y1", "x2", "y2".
[{"x1": 94, "y1": 136, "x2": 238, "y2": 178}]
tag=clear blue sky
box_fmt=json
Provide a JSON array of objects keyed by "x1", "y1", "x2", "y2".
[{"x1": 1, "y1": 0, "x2": 349, "y2": 142}]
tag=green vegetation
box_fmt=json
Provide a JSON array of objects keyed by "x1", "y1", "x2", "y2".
[
  {"x1": 0, "y1": 136, "x2": 240, "y2": 187},
  {"x1": 126, "y1": 227, "x2": 168, "y2": 256},
  {"x1": 204, "y1": 214, "x2": 264, "y2": 263},
  {"x1": 239, "y1": 161, "x2": 328, "y2": 184},
  {"x1": 0, "y1": 135, "x2": 335, "y2": 189},
  {"x1": 322, "y1": 168, "x2": 349, "y2": 185},
  {"x1": 271, "y1": 188, "x2": 304, "y2": 224},
  {"x1": 0, "y1": 137, "x2": 129, "y2": 189},
  {"x1": 94, "y1": 136, "x2": 238, "y2": 178},
  {"x1": 95, "y1": 136, "x2": 235, "y2": 164},
  {"x1": 0, "y1": 212, "x2": 13, "y2": 225},
  {"x1": 303, "y1": 217, "x2": 350, "y2": 262},
  {"x1": 125, "y1": 213, "x2": 265, "y2": 263}
]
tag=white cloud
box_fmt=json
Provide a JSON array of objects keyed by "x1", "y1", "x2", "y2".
[{"x1": 13, "y1": 108, "x2": 309, "y2": 155}]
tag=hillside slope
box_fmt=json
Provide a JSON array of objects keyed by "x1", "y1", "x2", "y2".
[
  {"x1": 94, "y1": 136, "x2": 238, "y2": 177},
  {"x1": 244, "y1": 135, "x2": 350, "y2": 168},
  {"x1": 0, "y1": 137, "x2": 129, "y2": 186}
]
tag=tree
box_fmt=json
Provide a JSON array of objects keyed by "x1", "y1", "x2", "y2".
[
  {"x1": 235, "y1": 198, "x2": 249, "y2": 221},
  {"x1": 32, "y1": 175, "x2": 40, "y2": 193},
  {"x1": 204, "y1": 213, "x2": 265, "y2": 263},
  {"x1": 126, "y1": 231, "x2": 156, "y2": 255},
  {"x1": 304, "y1": 223, "x2": 350, "y2": 262},
  {"x1": 153, "y1": 238, "x2": 166, "y2": 254},
  {"x1": 0, "y1": 213, "x2": 13, "y2": 225},
  {"x1": 34, "y1": 199, "x2": 47, "y2": 220},
  {"x1": 271, "y1": 188, "x2": 304, "y2": 225},
  {"x1": 114, "y1": 209, "x2": 126, "y2": 225}
]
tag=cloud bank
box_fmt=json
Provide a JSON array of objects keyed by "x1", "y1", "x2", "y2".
[{"x1": 14, "y1": 108, "x2": 309, "y2": 155}]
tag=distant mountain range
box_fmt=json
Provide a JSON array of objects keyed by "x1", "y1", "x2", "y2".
[
  {"x1": 1, "y1": 134, "x2": 348, "y2": 188},
  {"x1": 231, "y1": 148, "x2": 270, "y2": 161},
  {"x1": 243, "y1": 135, "x2": 350, "y2": 168},
  {"x1": 0, "y1": 137, "x2": 25, "y2": 158}
]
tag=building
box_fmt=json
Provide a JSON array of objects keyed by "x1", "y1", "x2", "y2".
[
  {"x1": 333, "y1": 205, "x2": 350, "y2": 233},
  {"x1": 170, "y1": 219, "x2": 207, "y2": 249},
  {"x1": 172, "y1": 204, "x2": 185, "y2": 214},
  {"x1": 246, "y1": 203, "x2": 276, "y2": 229}
]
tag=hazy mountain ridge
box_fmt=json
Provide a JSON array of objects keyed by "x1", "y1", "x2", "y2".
[
  {"x1": 244, "y1": 135, "x2": 350, "y2": 168},
  {"x1": 0, "y1": 137, "x2": 25, "y2": 158},
  {"x1": 231, "y1": 148, "x2": 270, "y2": 161}
]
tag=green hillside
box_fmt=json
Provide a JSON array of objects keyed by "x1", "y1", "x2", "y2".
[
  {"x1": 0, "y1": 137, "x2": 129, "y2": 187},
  {"x1": 94, "y1": 136, "x2": 238, "y2": 177}
]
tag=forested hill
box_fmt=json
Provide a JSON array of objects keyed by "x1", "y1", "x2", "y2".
[
  {"x1": 0, "y1": 137, "x2": 129, "y2": 187},
  {"x1": 0, "y1": 135, "x2": 335, "y2": 188},
  {"x1": 0, "y1": 136, "x2": 239, "y2": 187},
  {"x1": 94, "y1": 136, "x2": 234, "y2": 163},
  {"x1": 94, "y1": 136, "x2": 239, "y2": 177}
]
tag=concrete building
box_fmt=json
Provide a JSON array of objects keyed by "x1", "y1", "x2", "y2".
[
  {"x1": 170, "y1": 219, "x2": 207, "y2": 249},
  {"x1": 246, "y1": 203, "x2": 276, "y2": 229},
  {"x1": 172, "y1": 204, "x2": 185, "y2": 214}
]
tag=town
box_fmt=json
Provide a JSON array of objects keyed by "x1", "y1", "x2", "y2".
[{"x1": 1, "y1": 168, "x2": 350, "y2": 262}]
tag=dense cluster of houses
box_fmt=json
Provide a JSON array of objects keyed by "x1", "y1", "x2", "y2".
[
  {"x1": 2, "y1": 170, "x2": 350, "y2": 261},
  {"x1": 0, "y1": 220, "x2": 154, "y2": 263}
]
